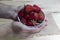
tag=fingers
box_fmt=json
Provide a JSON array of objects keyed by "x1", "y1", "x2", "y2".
[
  {"x1": 12, "y1": 21, "x2": 23, "y2": 33},
  {"x1": 8, "y1": 11, "x2": 18, "y2": 20},
  {"x1": 12, "y1": 21, "x2": 37, "y2": 30},
  {"x1": 15, "y1": 6, "x2": 24, "y2": 13},
  {"x1": 45, "y1": 19, "x2": 48, "y2": 26},
  {"x1": 28, "y1": 19, "x2": 48, "y2": 34},
  {"x1": 12, "y1": 21, "x2": 38, "y2": 34},
  {"x1": 12, "y1": 19, "x2": 47, "y2": 34},
  {"x1": 38, "y1": 19, "x2": 47, "y2": 31}
]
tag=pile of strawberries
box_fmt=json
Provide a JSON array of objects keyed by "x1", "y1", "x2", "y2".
[{"x1": 18, "y1": 4, "x2": 45, "y2": 26}]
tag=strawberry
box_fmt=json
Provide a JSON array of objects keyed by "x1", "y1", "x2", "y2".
[
  {"x1": 38, "y1": 11, "x2": 44, "y2": 21},
  {"x1": 18, "y1": 4, "x2": 45, "y2": 26},
  {"x1": 25, "y1": 5, "x2": 33, "y2": 13},
  {"x1": 25, "y1": 14, "x2": 33, "y2": 20},
  {"x1": 21, "y1": 17, "x2": 26, "y2": 24},
  {"x1": 25, "y1": 14, "x2": 30, "y2": 19},
  {"x1": 18, "y1": 9, "x2": 24, "y2": 18},
  {"x1": 32, "y1": 12, "x2": 38, "y2": 21},
  {"x1": 27, "y1": 20, "x2": 34, "y2": 26},
  {"x1": 33, "y1": 4, "x2": 41, "y2": 13},
  {"x1": 39, "y1": 13, "x2": 44, "y2": 21}
]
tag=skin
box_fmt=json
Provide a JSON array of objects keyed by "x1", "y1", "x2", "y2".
[{"x1": 0, "y1": 3, "x2": 47, "y2": 38}]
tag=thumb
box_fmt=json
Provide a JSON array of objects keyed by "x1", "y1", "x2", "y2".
[
  {"x1": 12, "y1": 21, "x2": 38, "y2": 32},
  {"x1": 12, "y1": 21, "x2": 23, "y2": 33}
]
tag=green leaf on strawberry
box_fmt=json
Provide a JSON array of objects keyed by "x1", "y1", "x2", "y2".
[
  {"x1": 32, "y1": 20, "x2": 37, "y2": 26},
  {"x1": 37, "y1": 20, "x2": 42, "y2": 23}
]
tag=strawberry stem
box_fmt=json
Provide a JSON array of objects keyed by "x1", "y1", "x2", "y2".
[{"x1": 32, "y1": 20, "x2": 37, "y2": 26}]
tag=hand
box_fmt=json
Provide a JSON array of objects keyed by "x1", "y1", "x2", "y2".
[
  {"x1": 12, "y1": 19, "x2": 47, "y2": 38},
  {"x1": 0, "y1": 3, "x2": 23, "y2": 20},
  {"x1": 0, "y1": 4, "x2": 47, "y2": 38}
]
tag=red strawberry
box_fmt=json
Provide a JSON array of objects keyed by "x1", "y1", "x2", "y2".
[
  {"x1": 25, "y1": 5, "x2": 33, "y2": 13},
  {"x1": 39, "y1": 13, "x2": 44, "y2": 21},
  {"x1": 33, "y1": 5, "x2": 41, "y2": 13},
  {"x1": 21, "y1": 17, "x2": 26, "y2": 24},
  {"x1": 27, "y1": 20, "x2": 34, "y2": 26},
  {"x1": 18, "y1": 10, "x2": 24, "y2": 18},
  {"x1": 25, "y1": 14, "x2": 30, "y2": 19},
  {"x1": 32, "y1": 12, "x2": 38, "y2": 21},
  {"x1": 25, "y1": 14, "x2": 33, "y2": 20}
]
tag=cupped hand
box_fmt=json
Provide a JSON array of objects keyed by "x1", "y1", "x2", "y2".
[
  {"x1": 11, "y1": 19, "x2": 47, "y2": 37},
  {"x1": 0, "y1": 4, "x2": 47, "y2": 37}
]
